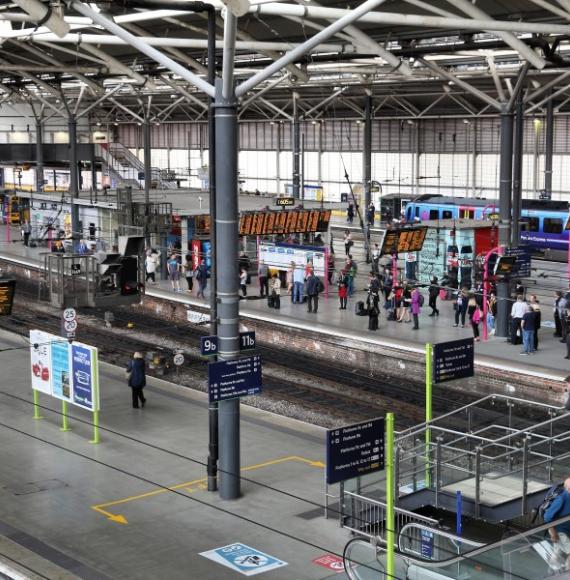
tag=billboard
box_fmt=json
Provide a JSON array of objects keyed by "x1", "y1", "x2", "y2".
[
  {"x1": 30, "y1": 330, "x2": 53, "y2": 395},
  {"x1": 71, "y1": 342, "x2": 99, "y2": 412}
]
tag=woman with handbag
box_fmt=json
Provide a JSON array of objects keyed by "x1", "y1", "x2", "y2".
[{"x1": 126, "y1": 352, "x2": 146, "y2": 409}]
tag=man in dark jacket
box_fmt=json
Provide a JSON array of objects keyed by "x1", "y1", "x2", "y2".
[
  {"x1": 545, "y1": 478, "x2": 570, "y2": 571},
  {"x1": 196, "y1": 259, "x2": 208, "y2": 298},
  {"x1": 428, "y1": 277, "x2": 440, "y2": 316},
  {"x1": 305, "y1": 269, "x2": 322, "y2": 313},
  {"x1": 127, "y1": 352, "x2": 146, "y2": 408}
]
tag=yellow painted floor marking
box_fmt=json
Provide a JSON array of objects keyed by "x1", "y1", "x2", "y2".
[{"x1": 92, "y1": 455, "x2": 324, "y2": 524}]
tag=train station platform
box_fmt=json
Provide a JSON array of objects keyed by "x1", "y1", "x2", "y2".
[
  {"x1": 0, "y1": 225, "x2": 567, "y2": 398},
  {"x1": 0, "y1": 328, "x2": 348, "y2": 580}
]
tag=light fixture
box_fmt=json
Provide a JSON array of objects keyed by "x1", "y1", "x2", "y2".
[{"x1": 96, "y1": 122, "x2": 101, "y2": 127}]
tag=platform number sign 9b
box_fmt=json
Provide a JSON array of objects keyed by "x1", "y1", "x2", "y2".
[{"x1": 201, "y1": 336, "x2": 219, "y2": 356}]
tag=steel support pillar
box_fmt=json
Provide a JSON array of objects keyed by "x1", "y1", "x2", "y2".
[
  {"x1": 292, "y1": 95, "x2": 300, "y2": 199},
  {"x1": 143, "y1": 119, "x2": 152, "y2": 205},
  {"x1": 206, "y1": 7, "x2": 218, "y2": 493},
  {"x1": 545, "y1": 92, "x2": 554, "y2": 198},
  {"x1": 363, "y1": 94, "x2": 372, "y2": 210},
  {"x1": 35, "y1": 120, "x2": 43, "y2": 192},
  {"x1": 214, "y1": 81, "x2": 240, "y2": 500},
  {"x1": 512, "y1": 91, "x2": 524, "y2": 246},
  {"x1": 68, "y1": 117, "x2": 80, "y2": 248},
  {"x1": 496, "y1": 110, "x2": 513, "y2": 338},
  {"x1": 90, "y1": 143, "x2": 97, "y2": 198}
]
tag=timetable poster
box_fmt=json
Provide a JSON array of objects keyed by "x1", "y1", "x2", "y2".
[{"x1": 51, "y1": 340, "x2": 72, "y2": 402}]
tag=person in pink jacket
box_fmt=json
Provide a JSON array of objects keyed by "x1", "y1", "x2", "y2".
[{"x1": 411, "y1": 286, "x2": 423, "y2": 330}]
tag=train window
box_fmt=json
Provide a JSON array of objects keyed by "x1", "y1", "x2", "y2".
[
  {"x1": 526, "y1": 217, "x2": 540, "y2": 232},
  {"x1": 415, "y1": 207, "x2": 420, "y2": 218},
  {"x1": 442, "y1": 210, "x2": 453, "y2": 219},
  {"x1": 406, "y1": 206, "x2": 412, "y2": 221},
  {"x1": 429, "y1": 209, "x2": 439, "y2": 220},
  {"x1": 544, "y1": 218, "x2": 563, "y2": 234}
]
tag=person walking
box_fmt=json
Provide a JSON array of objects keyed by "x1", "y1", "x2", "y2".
[
  {"x1": 126, "y1": 352, "x2": 146, "y2": 409},
  {"x1": 305, "y1": 268, "x2": 322, "y2": 313},
  {"x1": 21, "y1": 220, "x2": 31, "y2": 246},
  {"x1": 428, "y1": 276, "x2": 440, "y2": 317},
  {"x1": 555, "y1": 290, "x2": 564, "y2": 338},
  {"x1": 398, "y1": 285, "x2": 412, "y2": 323},
  {"x1": 487, "y1": 292, "x2": 497, "y2": 335},
  {"x1": 145, "y1": 249, "x2": 159, "y2": 284},
  {"x1": 196, "y1": 259, "x2": 208, "y2": 298},
  {"x1": 545, "y1": 477, "x2": 570, "y2": 572},
  {"x1": 167, "y1": 253, "x2": 181, "y2": 292},
  {"x1": 530, "y1": 295, "x2": 541, "y2": 351},
  {"x1": 347, "y1": 203, "x2": 354, "y2": 224},
  {"x1": 411, "y1": 286, "x2": 422, "y2": 330},
  {"x1": 510, "y1": 294, "x2": 527, "y2": 345},
  {"x1": 183, "y1": 254, "x2": 194, "y2": 294},
  {"x1": 467, "y1": 295, "x2": 481, "y2": 341},
  {"x1": 372, "y1": 243, "x2": 381, "y2": 273},
  {"x1": 521, "y1": 304, "x2": 537, "y2": 355},
  {"x1": 367, "y1": 202, "x2": 376, "y2": 227},
  {"x1": 344, "y1": 230, "x2": 353, "y2": 256},
  {"x1": 239, "y1": 267, "x2": 248, "y2": 298},
  {"x1": 258, "y1": 260, "x2": 269, "y2": 297},
  {"x1": 453, "y1": 288, "x2": 468, "y2": 328},
  {"x1": 292, "y1": 263, "x2": 304, "y2": 304}
]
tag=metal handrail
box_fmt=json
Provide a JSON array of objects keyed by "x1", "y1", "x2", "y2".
[{"x1": 398, "y1": 522, "x2": 484, "y2": 552}]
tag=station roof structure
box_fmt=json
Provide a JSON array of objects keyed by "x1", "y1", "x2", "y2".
[{"x1": 0, "y1": 0, "x2": 570, "y2": 121}]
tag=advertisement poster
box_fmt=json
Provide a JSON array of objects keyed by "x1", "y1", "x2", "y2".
[
  {"x1": 51, "y1": 340, "x2": 72, "y2": 402},
  {"x1": 71, "y1": 343, "x2": 99, "y2": 412},
  {"x1": 259, "y1": 243, "x2": 326, "y2": 276},
  {"x1": 30, "y1": 330, "x2": 52, "y2": 395}
]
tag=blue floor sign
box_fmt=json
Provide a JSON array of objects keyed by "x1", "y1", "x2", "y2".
[{"x1": 200, "y1": 543, "x2": 287, "y2": 576}]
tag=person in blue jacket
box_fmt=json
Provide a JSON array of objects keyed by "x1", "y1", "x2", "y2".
[
  {"x1": 545, "y1": 479, "x2": 570, "y2": 571},
  {"x1": 126, "y1": 352, "x2": 147, "y2": 409}
]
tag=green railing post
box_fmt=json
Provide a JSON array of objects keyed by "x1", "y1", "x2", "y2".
[
  {"x1": 425, "y1": 343, "x2": 433, "y2": 488},
  {"x1": 32, "y1": 389, "x2": 42, "y2": 420},
  {"x1": 386, "y1": 412, "x2": 395, "y2": 579},
  {"x1": 60, "y1": 400, "x2": 71, "y2": 432},
  {"x1": 90, "y1": 411, "x2": 100, "y2": 444}
]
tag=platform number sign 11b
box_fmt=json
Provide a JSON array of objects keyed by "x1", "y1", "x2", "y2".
[{"x1": 201, "y1": 332, "x2": 256, "y2": 357}]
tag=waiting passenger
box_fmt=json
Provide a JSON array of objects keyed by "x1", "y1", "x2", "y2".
[
  {"x1": 258, "y1": 260, "x2": 269, "y2": 298},
  {"x1": 239, "y1": 267, "x2": 248, "y2": 298},
  {"x1": 411, "y1": 286, "x2": 422, "y2": 330},
  {"x1": 521, "y1": 304, "x2": 537, "y2": 356},
  {"x1": 270, "y1": 272, "x2": 281, "y2": 309},
  {"x1": 467, "y1": 295, "x2": 481, "y2": 342},
  {"x1": 344, "y1": 230, "x2": 353, "y2": 256},
  {"x1": 126, "y1": 352, "x2": 147, "y2": 409},
  {"x1": 196, "y1": 259, "x2": 208, "y2": 299},
  {"x1": 167, "y1": 253, "x2": 181, "y2": 293},
  {"x1": 305, "y1": 268, "x2": 322, "y2": 314},
  {"x1": 545, "y1": 478, "x2": 570, "y2": 572},
  {"x1": 510, "y1": 294, "x2": 527, "y2": 345},
  {"x1": 428, "y1": 277, "x2": 440, "y2": 317},
  {"x1": 183, "y1": 254, "x2": 194, "y2": 294},
  {"x1": 453, "y1": 288, "x2": 469, "y2": 328},
  {"x1": 292, "y1": 264, "x2": 304, "y2": 304}
]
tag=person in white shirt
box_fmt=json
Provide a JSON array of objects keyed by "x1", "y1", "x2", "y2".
[
  {"x1": 145, "y1": 250, "x2": 159, "y2": 283},
  {"x1": 510, "y1": 295, "x2": 527, "y2": 345}
]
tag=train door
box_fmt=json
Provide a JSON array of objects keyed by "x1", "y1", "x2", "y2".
[{"x1": 459, "y1": 206, "x2": 475, "y2": 219}]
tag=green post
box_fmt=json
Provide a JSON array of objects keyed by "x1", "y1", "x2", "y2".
[
  {"x1": 425, "y1": 343, "x2": 433, "y2": 488},
  {"x1": 385, "y1": 412, "x2": 395, "y2": 579},
  {"x1": 90, "y1": 410, "x2": 100, "y2": 444},
  {"x1": 60, "y1": 401, "x2": 71, "y2": 432},
  {"x1": 32, "y1": 389, "x2": 42, "y2": 420}
]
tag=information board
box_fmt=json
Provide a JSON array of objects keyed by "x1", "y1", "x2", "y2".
[
  {"x1": 208, "y1": 355, "x2": 262, "y2": 402},
  {"x1": 71, "y1": 342, "x2": 99, "y2": 412},
  {"x1": 505, "y1": 247, "x2": 532, "y2": 278},
  {"x1": 433, "y1": 338, "x2": 474, "y2": 384},
  {"x1": 420, "y1": 529, "x2": 434, "y2": 559},
  {"x1": 30, "y1": 329, "x2": 53, "y2": 395},
  {"x1": 51, "y1": 340, "x2": 72, "y2": 402},
  {"x1": 259, "y1": 243, "x2": 326, "y2": 276},
  {"x1": 239, "y1": 209, "x2": 331, "y2": 235},
  {"x1": 326, "y1": 418, "x2": 385, "y2": 485},
  {"x1": 0, "y1": 279, "x2": 15, "y2": 315},
  {"x1": 381, "y1": 227, "x2": 428, "y2": 255}
]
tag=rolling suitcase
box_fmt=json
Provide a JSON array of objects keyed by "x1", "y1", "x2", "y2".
[
  {"x1": 267, "y1": 294, "x2": 275, "y2": 308},
  {"x1": 274, "y1": 295, "x2": 280, "y2": 309}
]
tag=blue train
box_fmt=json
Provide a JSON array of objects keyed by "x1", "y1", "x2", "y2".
[{"x1": 403, "y1": 195, "x2": 569, "y2": 254}]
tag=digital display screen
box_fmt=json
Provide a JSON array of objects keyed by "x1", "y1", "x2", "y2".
[
  {"x1": 381, "y1": 227, "x2": 428, "y2": 255},
  {"x1": 0, "y1": 279, "x2": 16, "y2": 316},
  {"x1": 239, "y1": 210, "x2": 331, "y2": 236}
]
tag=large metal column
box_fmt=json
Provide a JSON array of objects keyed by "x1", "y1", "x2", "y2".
[
  {"x1": 496, "y1": 109, "x2": 514, "y2": 338},
  {"x1": 214, "y1": 81, "x2": 240, "y2": 500},
  {"x1": 363, "y1": 93, "x2": 372, "y2": 210},
  {"x1": 143, "y1": 119, "x2": 152, "y2": 205},
  {"x1": 90, "y1": 143, "x2": 97, "y2": 197},
  {"x1": 68, "y1": 117, "x2": 80, "y2": 247},
  {"x1": 512, "y1": 91, "x2": 524, "y2": 246},
  {"x1": 545, "y1": 92, "x2": 554, "y2": 198},
  {"x1": 36, "y1": 120, "x2": 44, "y2": 192},
  {"x1": 292, "y1": 93, "x2": 300, "y2": 199}
]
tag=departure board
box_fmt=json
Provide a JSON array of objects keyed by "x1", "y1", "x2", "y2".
[
  {"x1": 0, "y1": 279, "x2": 16, "y2": 315},
  {"x1": 381, "y1": 227, "x2": 428, "y2": 255},
  {"x1": 239, "y1": 209, "x2": 331, "y2": 236}
]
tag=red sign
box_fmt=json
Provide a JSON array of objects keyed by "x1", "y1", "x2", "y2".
[
  {"x1": 191, "y1": 239, "x2": 201, "y2": 270},
  {"x1": 312, "y1": 554, "x2": 344, "y2": 573}
]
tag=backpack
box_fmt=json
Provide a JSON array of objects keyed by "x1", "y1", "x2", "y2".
[
  {"x1": 418, "y1": 293, "x2": 424, "y2": 307},
  {"x1": 316, "y1": 279, "x2": 325, "y2": 293},
  {"x1": 532, "y1": 483, "x2": 565, "y2": 523},
  {"x1": 472, "y1": 308, "x2": 481, "y2": 324}
]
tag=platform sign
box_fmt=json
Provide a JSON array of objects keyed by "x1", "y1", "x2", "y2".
[
  {"x1": 201, "y1": 335, "x2": 219, "y2": 356},
  {"x1": 505, "y1": 247, "x2": 532, "y2": 278},
  {"x1": 0, "y1": 279, "x2": 16, "y2": 315},
  {"x1": 326, "y1": 418, "x2": 385, "y2": 485},
  {"x1": 51, "y1": 339, "x2": 72, "y2": 402},
  {"x1": 30, "y1": 330, "x2": 53, "y2": 395},
  {"x1": 433, "y1": 338, "x2": 474, "y2": 384},
  {"x1": 71, "y1": 342, "x2": 99, "y2": 412},
  {"x1": 200, "y1": 543, "x2": 287, "y2": 576},
  {"x1": 420, "y1": 529, "x2": 434, "y2": 560},
  {"x1": 208, "y1": 355, "x2": 262, "y2": 402},
  {"x1": 240, "y1": 331, "x2": 256, "y2": 351}
]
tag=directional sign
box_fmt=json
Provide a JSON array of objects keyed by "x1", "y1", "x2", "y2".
[
  {"x1": 63, "y1": 308, "x2": 76, "y2": 322},
  {"x1": 208, "y1": 355, "x2": 262, "y2": 402},
  {"x1": 201, "y1": 335, "x2": 219, "y2": 356},
  {"x1": 433, "y1": 338, "x2": 474, "y2": 384},
  {"x1": 173, "y1": 353, "x2": 185, "y2": 366},
  {"x1": 505, "y1": 246, "x2": 532, "y2": 278},
  {"x1": 200, "y1": 543, "x2": 287, "y2": 576},
  {"x1": 326, "y1": 418, "x2": 385, "y2": 485},
  {"x1": 240, "y1": 331, "x2": 256, "y2": 351},
  {"x1": 0, "y1": 279, "x2": 16, "y2": 315},
  {"x1": 420, "y1": 529, "x2": 434, "y2": 560}
]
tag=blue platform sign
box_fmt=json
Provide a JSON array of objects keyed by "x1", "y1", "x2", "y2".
[
  {"x1": 208, "y1": 355, "x2": 262, "y2": 402},
  {"x1": 71, "y1": 343, "x2": 99, "y2": 412},
  {"x1": 420, "y1": 529, "x2": 434, "y2": 560},
  {"x1": 240, "y1": 331, "x2": 256, "y2": 350},
  {"x1": 201, "y1": 335, "x2": 219, "y2": 356},
  {"x1": 51, "y1": 340, "x2": 72, "y2": 402},
  {"x1": 200, "y1": 543, "x2": 287, "y2": 576},
  {"x1": 326, "y1": 418, "x2": 385, "y2": 485}
]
